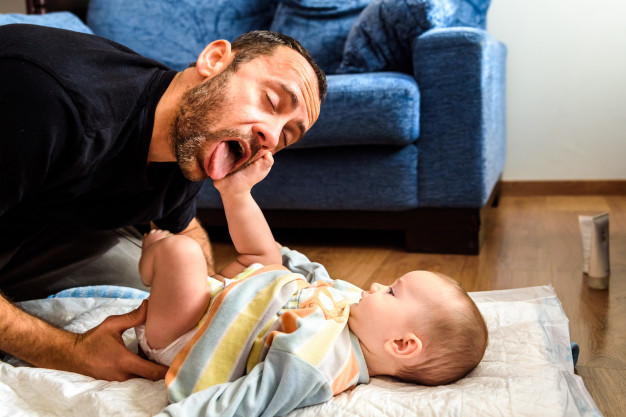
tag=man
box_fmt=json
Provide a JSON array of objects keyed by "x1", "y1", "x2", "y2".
[{"x1": 0, "y1": 24, "x2": 326, "y2": 381}]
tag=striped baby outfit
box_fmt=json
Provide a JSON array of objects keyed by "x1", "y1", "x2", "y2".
[{"x1": 159, "y1": 248, "x2": 369, "y2": 417}]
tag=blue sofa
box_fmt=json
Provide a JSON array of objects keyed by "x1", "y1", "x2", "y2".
[{"x1": 16, "y1": 0, "x2": 506, "y2": 254}]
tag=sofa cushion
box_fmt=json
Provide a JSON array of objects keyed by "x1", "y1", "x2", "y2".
[
  {"x1": 0, "y1": 12, "x2": 93, "y2": 34},
  {"x1": 197, "y1": 145, "x2": 419, "y2": 210},
  {"x1": 337, "y1": 0, "x2": 491, "y2": 74},
  {"x1": 87, "y1": 0, "x2": 276, "y2": 70},
  {"x1": 450, "y1": 0, "x2": 491, "y2": 29},
  {"x1": 269, "y1": 0, "x2": 373, "y2": 74},
  {"x1": 295, "y1": 72, "x2": 419, "y2": 149}
]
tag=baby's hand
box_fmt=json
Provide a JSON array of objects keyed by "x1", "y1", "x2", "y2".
[{"x1": 214, "y1": 152, "x2": 274, "y2": 195}]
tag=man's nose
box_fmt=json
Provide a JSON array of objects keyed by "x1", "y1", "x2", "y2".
[{"x1": 253, "y1": 124, "x2": 280, "y2": 151}]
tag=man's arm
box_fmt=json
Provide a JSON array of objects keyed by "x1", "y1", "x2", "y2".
[
  {"x1": 175, "y1": 217, "x2": 215, "y2": 275},
  {"x1": 0, "y1": 294, "x2": 167, "y2": 381}
]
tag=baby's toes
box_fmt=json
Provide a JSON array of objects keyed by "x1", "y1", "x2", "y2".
[{"x1": 144, "y1": 228, "x2": 171, "y2": 244}]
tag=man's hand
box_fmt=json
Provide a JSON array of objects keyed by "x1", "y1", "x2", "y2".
[
  {"x1": 0, "y1": 295, "x2": 167, "y2": 382},
  {"x1": 69, "y1": 300, "x2": 168, "y2": 381}
]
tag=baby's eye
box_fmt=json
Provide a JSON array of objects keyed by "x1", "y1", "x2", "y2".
[{"x1": 387, "y1": 287, "x2": 394, "y2": 296}]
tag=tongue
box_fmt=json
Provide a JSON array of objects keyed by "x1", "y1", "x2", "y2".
[{"x1": 209, "y1": 141, "x2": 236, "y2": 180}]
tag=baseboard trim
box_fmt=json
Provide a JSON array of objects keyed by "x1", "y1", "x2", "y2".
[{"x1": 502, "y1": 180, "x2": 626, "y2": 196}]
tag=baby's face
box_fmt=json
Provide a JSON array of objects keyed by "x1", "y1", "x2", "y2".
[{"x1": 348, "y1": 271, "x2": 450, "y2": 349}]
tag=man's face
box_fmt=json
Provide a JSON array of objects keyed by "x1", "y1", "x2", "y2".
[{"x1": 172, "y1": 46, "x2": 321, "y2": 181}]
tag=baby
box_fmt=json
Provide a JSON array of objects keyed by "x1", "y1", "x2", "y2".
[{"x1": 137, "y1": 152, "x2": 488, "y2": 416}]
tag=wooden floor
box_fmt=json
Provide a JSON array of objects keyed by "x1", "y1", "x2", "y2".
[{"x1": 210, "y1": 193, "x2": 625, "y2": 417}]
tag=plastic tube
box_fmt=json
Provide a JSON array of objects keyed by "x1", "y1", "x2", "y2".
[{"x1": 578, "y1": 212, "x2": 610, "y2": 290}]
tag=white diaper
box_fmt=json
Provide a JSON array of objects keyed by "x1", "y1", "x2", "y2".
[{"x1": 135, "y1": 324, "x2": 198, "y2": 366}]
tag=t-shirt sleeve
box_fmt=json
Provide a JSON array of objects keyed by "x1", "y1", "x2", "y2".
[{"x1": 152, "y1": 186, "x2": 200, "y2": 233}]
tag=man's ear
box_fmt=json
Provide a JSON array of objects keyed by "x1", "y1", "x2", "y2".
[
  {"x1": 195, "y1": 39, "x2": 234, "y2": 78},
  {"x1": 384, "y1": 333, "x2": 423, "y2": 359}
]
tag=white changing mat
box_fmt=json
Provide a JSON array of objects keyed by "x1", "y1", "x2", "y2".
[{"x1": 0, "y1": 286, "x2": 602, "y2": 417}]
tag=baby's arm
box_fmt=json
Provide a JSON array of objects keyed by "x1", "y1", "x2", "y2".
[{"x1": 213, "y1": 152, "x2": 282, "y2": 278}]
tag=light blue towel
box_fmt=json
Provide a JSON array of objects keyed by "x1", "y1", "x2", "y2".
[{"x1": 49, "y1": 285, "x2": 149, "y2": 299}]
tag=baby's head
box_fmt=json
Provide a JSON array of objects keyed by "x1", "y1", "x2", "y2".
[{"x1": 348, "y1": 270, "x2": 487, "y2": 386}]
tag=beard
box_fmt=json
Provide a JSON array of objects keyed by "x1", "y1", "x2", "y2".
[{"x1": 171, "y1": 67, "x2": 260, "y2": 181}]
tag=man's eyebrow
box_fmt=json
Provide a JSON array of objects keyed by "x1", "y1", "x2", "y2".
[
  {"x1": 279, "y1": 83, "x2": 306, "y2": 142},
  {"x1": 281, "y1": 83, "x2": 299, "y2": 107}
]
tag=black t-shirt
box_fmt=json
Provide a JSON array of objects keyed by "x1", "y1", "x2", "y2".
[{"x1": 0, "y1": 24, "x2": 203, "y2": 248}]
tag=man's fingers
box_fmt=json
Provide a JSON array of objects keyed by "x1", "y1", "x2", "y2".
[
  {"x1": 124, "y1": 354, "x2": 168, "y2": 381},
  {"x1": 106, "y1": 300, "x2": 149, "y2": 333},
  {"x1": 115, "y1": 301, "x2": 168, "y2": 380},
  {"x1": 69, "y1": 300, "x2": 168, "y2": 382},
  {"x1": 126, "y1": 299, "x2": 148, "y2": 324}
]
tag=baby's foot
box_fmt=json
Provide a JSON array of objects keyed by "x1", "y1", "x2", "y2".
[{"x1": 143, "y1": 229, "x2": 172, "y2": 248}]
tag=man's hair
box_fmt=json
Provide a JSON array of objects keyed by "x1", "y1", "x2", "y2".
[
  {"x1": 230, "y1": 30, "x2": 327, "y2": 102},
  {"x1": 395, "y1": 273, "x2": 488, "y2": 386},
  {"x1": 191, "y1": 30, "x2": 327, "y2": 102}
]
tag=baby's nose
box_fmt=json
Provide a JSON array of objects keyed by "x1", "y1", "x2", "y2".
[{"x1": 370, "y1": 282, "x2": 383, "y2": 292}]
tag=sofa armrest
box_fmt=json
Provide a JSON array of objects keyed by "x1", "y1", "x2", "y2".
[{"x1": 413, "y1": 27, "x2": 507, "y2": 208}]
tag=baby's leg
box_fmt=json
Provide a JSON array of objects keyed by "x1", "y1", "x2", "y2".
[
  {"x1": 143, "y1": 234, "x2": 211, "y2": 350},
  {"x1": 138, "y1": 229, "x2": 173, "y2": 287}
]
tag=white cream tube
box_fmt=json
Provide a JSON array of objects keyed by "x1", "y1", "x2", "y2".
[{"x1": 578, "y1": 212, "x2": 610, "y2": 290}]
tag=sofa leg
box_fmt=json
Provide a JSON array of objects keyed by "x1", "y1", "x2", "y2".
[
  {"x1": 404, "y1": 228, "x2": 481, "y2": 254},
  {"x1": 491, "y1": 179, "x2": 503, "y2": 208}
]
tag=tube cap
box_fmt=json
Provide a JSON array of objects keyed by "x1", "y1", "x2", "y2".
[{"x1": 588, "y1": 275, "x2": 609, "y2": 290}]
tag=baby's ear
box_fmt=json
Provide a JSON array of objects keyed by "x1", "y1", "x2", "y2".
[{"x1": 384, "y1": 333, "x2": 422, "y2": 359}]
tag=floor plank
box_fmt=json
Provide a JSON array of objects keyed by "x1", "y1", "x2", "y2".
[{"x1": 576, "y1": 367, "x2": 626, "y2": 417}]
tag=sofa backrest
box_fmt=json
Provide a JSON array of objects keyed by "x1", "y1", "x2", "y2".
[
  {"x1": 268, "y1": 0, "x2": 491, "y2": 75},
  {"x1": 87, "y1": 0, "x2": 278, "y2": 70},
  {"x1": 0, "y1": 10, "x2": 93, "y2": 34},
  {"x1": 84, "y1": 0, "x2": 490, "y2": 73}
]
